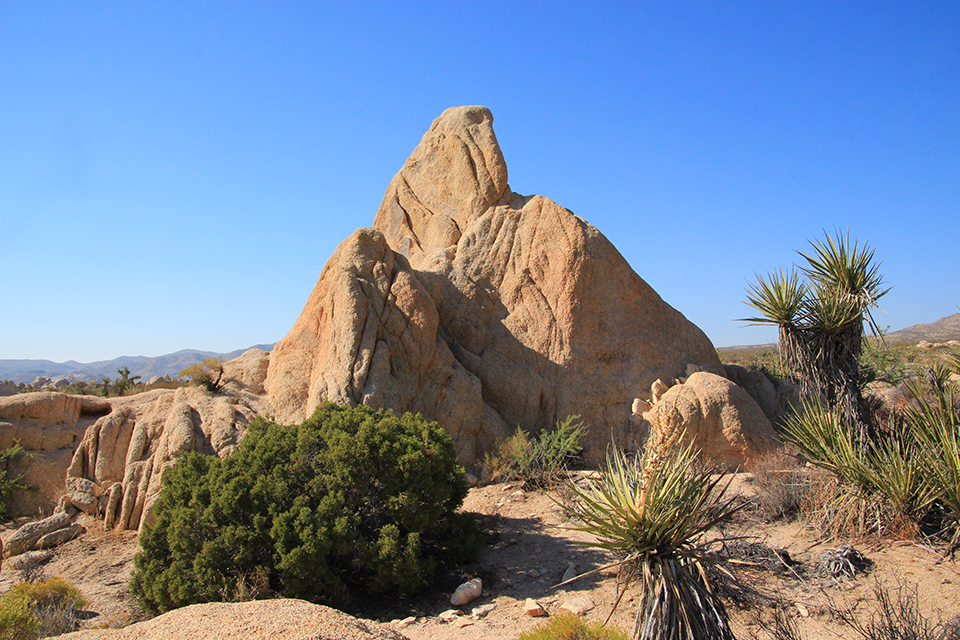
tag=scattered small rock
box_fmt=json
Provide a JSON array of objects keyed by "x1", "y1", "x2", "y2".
[
  {"x1": 3, "y1": 549, "x2": 55, "y2": 572},
  {"x1": 472, "y1": 603, "x2": 496, "y2": 619},
  {"x1": 451, "y1": 578, "x2": 482, "y2": 606},
  {"x1": 396, "y1": 616, "x2": 417, "y2": 629},
  {"x1": 527, "y1": 569, "x2": 541, "y2": 578},
  {"x1": 439, "y1": 609, "x2": 461, "y2": 623},
  {"x1": 560, "y1": 596, "x2": 595, "y2": 616},
  {"x1": 524, "y1": 599, "x2": 546, "y2": 617},
  {"x1": 561, "y1": 562, "x2": 578, "y2": 584}
]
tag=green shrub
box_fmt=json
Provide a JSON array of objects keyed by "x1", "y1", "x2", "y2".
[
  {"x1": 130, "y1": 402, "x2": 482, "y2": 613},
  {"x1": 517, "y1": 613, "x2": 629, "y2": 640},
  {"x1": 179, "y1": 357, "x2": 224, "y2": 392},
  {"x1": 484, "y1": 416, "x2": 585, "y2": 488},
  {"x1": 0, "y1": 443, "x2": 28, "y2": 518},
  {"x1": 0, "y1": 577, "x2": 88, "y2": 640}
]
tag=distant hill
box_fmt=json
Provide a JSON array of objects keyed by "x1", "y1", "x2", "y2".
[
  {"x1": 882, "y1": 312, "x2": 960, "y2": 344},
  {"x1": 0, "y1": 344, "x2": 276, "y2": 384},
  {"x1": 719, "y1": 312, "x2": 960, "y2": 353}
]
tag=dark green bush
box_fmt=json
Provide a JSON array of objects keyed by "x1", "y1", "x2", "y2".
[
  {"x1": 130, "y1": 402, "x2": 482, "y2": 613},
  {"x1": 0, "y1": 443, "x2": 28, "y2": 518}
]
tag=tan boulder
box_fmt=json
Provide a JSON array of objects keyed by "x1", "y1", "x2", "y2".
[
  {"x1": 723, "y1": 363, "x2": 800, "y2": 427},
  {"x1": 643, "y1": 372, "x2": 779, "y2": 469},
  {"x1": 66, "y1": 378, "x2": 268, "y2": 532},
  {"x1": 266, "y1": 106, "x2": 723, "y2": 465},
  {"x1": 52, "y1": 599, "x2": 408, "y2": 640},
  {"x1": 0, "y1": 392, "x2": 109, "y2": 516}
]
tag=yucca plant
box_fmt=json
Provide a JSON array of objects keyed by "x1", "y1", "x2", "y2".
[
  {"x1": 558, "y1": 431, "x2": 741, "y2": 640},
  {"x1": 908, "y1": 382, "x2": 960, "y2": 549},
  {"x1": 743, "y1": 267, "x2": 806, "y2": 377},
  {"x1": 783, "y1": 400, "x2": 935, "y2": 538},
  {"x1": 742, "y1": 230, "x2": 889, "y2": 448}
]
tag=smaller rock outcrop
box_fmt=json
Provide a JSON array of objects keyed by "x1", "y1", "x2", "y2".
[
  {"x1": 723, "y1": 364, "x2": 800, "y2": 427},
  {"x1": 51, "y1": 599, "x2": 408, "y2": 640},
  {"x1": 640, "y1": 372, "x2": 780, "y2": 469},
  {"x1": 0, "y1": 392, "x2": 111, "y2": 515}
]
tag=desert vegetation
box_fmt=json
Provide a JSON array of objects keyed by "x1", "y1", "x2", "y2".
[
  {"x1": 0, "y1": 577, "x2": 87, "y2": 639},
  {"x1": 483, "y1": 416, "x2": 586, "y2": 489},
  {"x1": 130, "y1": 402, "x2": 482, "y2": 614}
]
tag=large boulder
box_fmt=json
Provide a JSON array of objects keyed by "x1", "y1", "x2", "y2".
[
  {"x1": 51, "y1": 599, "x2": 408, "y2": 640},
  {"x1": 0, "y1": 393, "x2": 111, "y2": 516},
  {"x1": 723, "y1": 363, "x2": 801, "y2": 428},
  {"x1": 642, "y1": 372, "x2": 780, "y2": 469},
  {"x1": 265, "y1": 106, "x2": 723, "y2": 465}
]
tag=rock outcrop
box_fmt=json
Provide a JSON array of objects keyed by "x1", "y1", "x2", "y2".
[
  {"x1": 64, "y1": 353, "x2": 270, "y2": 532},
  {"x1": 722, "y1": 364, "x2": 800, "y2": 428},
  {"x1": 0, "y1": 392, "x2": 110, "y2": 515},
  {"x1": 265, "y1": 106, "x2": 723, "y2": 464},
  {"x1": 640, "y1": 371, "x2": 780, "y2": 469},
  {"x1": 1, "y1": 351, "x2": 272, "y2": 542},
  {"x1": 51, "y1": 599, "x2": 408, "y2": 640}
]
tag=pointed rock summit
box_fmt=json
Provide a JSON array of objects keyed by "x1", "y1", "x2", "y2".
[{"x1": 264, "y1": 106, "x2": 723, "y2": 464}]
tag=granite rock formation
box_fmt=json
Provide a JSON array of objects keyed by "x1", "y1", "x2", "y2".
[{"x1": 265, "y1": 106, "x2": 724, "y2": 464}]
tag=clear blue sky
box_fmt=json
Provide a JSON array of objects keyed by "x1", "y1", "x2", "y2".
[{"x1": 2, "y1": 2, "x2": 957, "y2": 363}]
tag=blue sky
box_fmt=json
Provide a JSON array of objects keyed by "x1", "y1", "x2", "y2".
[{"x1": 1, "y1": 2, "x2": 957, "y2": 363}]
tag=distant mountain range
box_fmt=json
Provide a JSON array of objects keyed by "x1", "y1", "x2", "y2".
[
  {"x1": 3, "y1": 313, "x2": 958, "y2": 385},
  {"x1": 718, "y1": 312, "x2": 960, "y2": 353},
  {"x1": 881, "y1": 312, "x2": 960, "y2": 344},
  {"x1": 0, "y1": 344, "x2": 277, "y2": 384}
]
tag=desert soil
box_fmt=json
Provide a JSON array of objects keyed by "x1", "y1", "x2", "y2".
[{"x1": 2, "y1": 475, "x2": 959, "y2": 639}]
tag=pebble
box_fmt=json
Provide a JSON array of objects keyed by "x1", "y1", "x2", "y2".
[
  {"x1": 472, "y1": 603, "x2": 497, "y2": 619},
  {"x1": 451, "y1": 578, "x2": 483, "y2": 606},
  {"x1": 524, "y1": 598, "x2": 546, "y2": 617},
  {"x1": 396, "y1": 616, "x2": 417, "y2": 629},
  {"x1": 561, "y1": 596, "x2": 595, "y2": 616}
]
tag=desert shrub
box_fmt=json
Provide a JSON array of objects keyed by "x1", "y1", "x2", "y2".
[
  {"x1": 179, "y1": 357, "x2": 224, "y2": 392},
  {"x1": 517, "y1": 613, "x2": 630, "y2": 640},
  {"x1": 560, "y1": 430, "x2": 741, "y2": 640},
  {"x1": 130, "y1": 402, "x2": 482, "y2": 614},
  {"x1": 484, "y1": 416, "x2": 585, "y2": 488},
  {"x1": 860, "y1": 337, "x2": 914, "y2": 386},
  {"x1": 0, "y1": 577, "x2": 88, "y2": 640},
  {"x1": 0, "y1": 443, "x2": 29, "y2": 518},
  {"x1": 832, "y1": 579, "x2": 960, "y2": 640},
  {"x1": 749, "y1": 450, "x2": 811, "y2": 521}
]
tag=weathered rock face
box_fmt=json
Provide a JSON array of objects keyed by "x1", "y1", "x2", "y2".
[
  {"x1": 0, "y1": 392, "x2": 110, "y2": 515},
  {"x1": 723, "y1": 364, "x2": 801, "y2": 428},
  {"x1": 641, "y1": 371, "x2": 780, "y2": 469},
  {"x1": 53, "y1": 599, "x2": 408, "y2": 640},
  {"x1": 265, "y1": 106, "x2": 723, "y2": 464},
  {"x1": 65, "y1": 354, "x2": 270, "y2": 532}
]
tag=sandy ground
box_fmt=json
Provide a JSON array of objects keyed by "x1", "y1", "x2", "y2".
[{"x1": 2, "y1": 475, "x2": 960, "y2": 639}]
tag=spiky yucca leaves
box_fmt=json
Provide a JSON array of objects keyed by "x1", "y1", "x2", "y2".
[
  {"x1": 559, "y1": 432, "x2": 741, "y2": 640},
  {"x1": 783, "y1": 401, "x2": 934, "y2": 538},
  {"x1": 907, "y1": 382, "x2": 960, "y2": 549},
  {"x1": 743, "y1": 268, "x2": 806, "y2": 376},
  {"x1": 742, "y1": 230, "x2": 889, "y2": 447}
]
